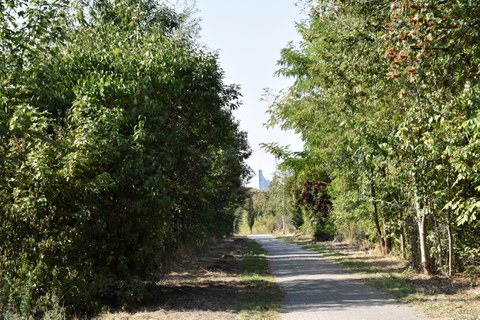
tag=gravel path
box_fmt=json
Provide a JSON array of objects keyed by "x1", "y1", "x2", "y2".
[{"x1": 250, "y1": 235, "x2": 429, "y2": 320}]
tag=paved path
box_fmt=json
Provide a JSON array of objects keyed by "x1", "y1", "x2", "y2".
[{"x1": 250, "y1": 235, "x2": 429, "y2": 320}]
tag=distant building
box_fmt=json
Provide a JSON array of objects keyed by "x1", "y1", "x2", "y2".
[{"x1": 258, "y1": 170, "x2": 270, "y2": 190}]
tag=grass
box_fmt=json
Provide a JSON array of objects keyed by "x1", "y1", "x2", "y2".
[
  {"x1": 279, "y1": 236, "x2": 480, "y2": 320},
  {"x1": 238, "y1": 239, "x2": 284, "y2": 320},
  {"x1": 3, "y1": 238, "x2": 284, "y2": 320},
  {"x1": 97, "y1": 237, "x2": 284, "y2": 320}
]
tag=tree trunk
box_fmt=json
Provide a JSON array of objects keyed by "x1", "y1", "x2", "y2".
[
  {"x1": 382, "y1": 209, "x2": 393, "y2": 254},
  {"x1": 413, "y1": 186, "x2": 432, "y2": 275},
  {"x1": 446, "y1": 171, "x2": 454, "y2": 277},
  {"x1": 447, "y1": 207, "x2": 454, "y2": 277},
  {"x1": 417, "y1": 215, "x2": 432, "y2": 275},
  {"x1": 370, "y1": 172, "x2": 386, "y2": 253},
  {"x1": 282, "y1": 184, "x2": 286, "y2": 234},
  {"x1": 399, "y1": 209, "x2": 407, "y2": 259}
]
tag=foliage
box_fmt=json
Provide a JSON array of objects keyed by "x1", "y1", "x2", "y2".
[
  {"x1": 0, "y1": 0, "x2": 251, "y2": 317},
  {"x1": 238, "y1": 172, "x2": 297, "y2": 235},
  {"x1": 266, "y1": 0, "x2": 480, "y2": 276},
  {"x1": 298, "y1": 181, "x2": 334, "y2": 241}
]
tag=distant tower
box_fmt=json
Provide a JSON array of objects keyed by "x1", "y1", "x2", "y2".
[{"x1": 258, "y1": 170, "x2": 271, "y2": 190}]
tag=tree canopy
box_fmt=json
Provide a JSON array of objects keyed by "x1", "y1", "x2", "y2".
[
  {"x1": 266, "y1": 0, "x2": 480, "y2": 276},
  {"x1": 0, "y1": 0, "x2": 251, "y2": 317}
]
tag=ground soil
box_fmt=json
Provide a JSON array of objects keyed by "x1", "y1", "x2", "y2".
[{"x1": 98, "y1": 237, "x2": 250, "y2": 320}]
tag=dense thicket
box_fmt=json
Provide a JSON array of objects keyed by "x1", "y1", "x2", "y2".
[
  {"x1": 266, "y1": 0, "x2": 480, "y2": 276},
  {"x1": 0, "y1": 0, "x2": 251, "y2": 317},
  {"x1": 241, "y1": 175, "x2": 294, "y2": 235}
]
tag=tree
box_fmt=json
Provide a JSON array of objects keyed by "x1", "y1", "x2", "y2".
[
  {"x1": 265, "y1": 0, "x2": 480, "y2": 276},
  {"x1": 386, "y1": 0, "x2": 480, "y2": 275},
  {"x1": 0, "y1": 0, "x2": 251, "y2": 316},
  {"x1": 247, "y1": 196, "x2": 256, "y2": 234}
]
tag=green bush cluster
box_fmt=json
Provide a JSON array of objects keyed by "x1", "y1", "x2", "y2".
[{"x1": 0, "y1": 0, "x2": 251, "y2": 317}]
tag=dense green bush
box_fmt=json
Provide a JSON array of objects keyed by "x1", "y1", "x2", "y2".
[{"x1": 0, "y1": 0, "x2": 251, "y2": 317}]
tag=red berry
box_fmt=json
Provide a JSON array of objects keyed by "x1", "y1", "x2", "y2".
[{"x1": 387, "y1": 73, "x2": 400, "y2": 78}]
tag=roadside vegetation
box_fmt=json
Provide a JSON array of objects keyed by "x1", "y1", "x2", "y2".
[
  {"x1": 3, "y1": 0, "x2": 480, "y2": 317},
  {"x1": 0, "y1": 1, "x2": 251, "y2": 318},
  {"x1": 281, "y1": 235, "x2": 480, "y2": 320},
  {"x1": 249, "y1": 0, "x2": 480, "y2": 281},
  {"x1": 243, "y1": 2, "x2": 480, "y2": 316},
  {"x1": 97, "y1": 237, "x2": 282, "y2": 320},
  {"x1": 239, "y1": 239, "x2": 284, "y2": 320}
]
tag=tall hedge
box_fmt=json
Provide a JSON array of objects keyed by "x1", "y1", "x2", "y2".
[{"x1": 0, "y1": 0, "x2": 251, "y2": 316}]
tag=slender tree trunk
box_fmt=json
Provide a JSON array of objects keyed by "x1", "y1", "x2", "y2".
[
  {"x1": 413, "y1": 186, "x2": 432, "y2": 275},
  {"x1": 446, "y1": 171, "x2": 454, "y2": 277},
  {"x1": 399, "y1": 208, "x2": 407, "y2": 259},
  {"x1": 282, "y1": 184, "x2": 286, "y2": 234},
  {"x1": 369, "y1": 171, "x2": 386, "y2": 253},
  {"x1": 417, "y1": 215, "x2": 432, "y2": 275},
  {"x1": 400, "y1": 227, "x2": 406, "y2": 259},
  {"x1": 447, "y1": 207, "x2": 454, "y2": 277}
]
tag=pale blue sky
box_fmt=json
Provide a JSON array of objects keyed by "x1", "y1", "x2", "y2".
[{"x1": 194, "y1": 0, "x2": 305, "y2": 187}]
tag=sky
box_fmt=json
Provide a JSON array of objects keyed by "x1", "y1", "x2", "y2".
[{"x1": 193, "y1": 0, "x2": 306, "y2": 188}]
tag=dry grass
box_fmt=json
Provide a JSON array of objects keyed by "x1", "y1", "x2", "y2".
[
  {"x1": 281, "y1": 235, "x2": 480, "y2": 320},
  {"x1": 97, "y1": 237, "x2": 281, "y2": 320}
]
